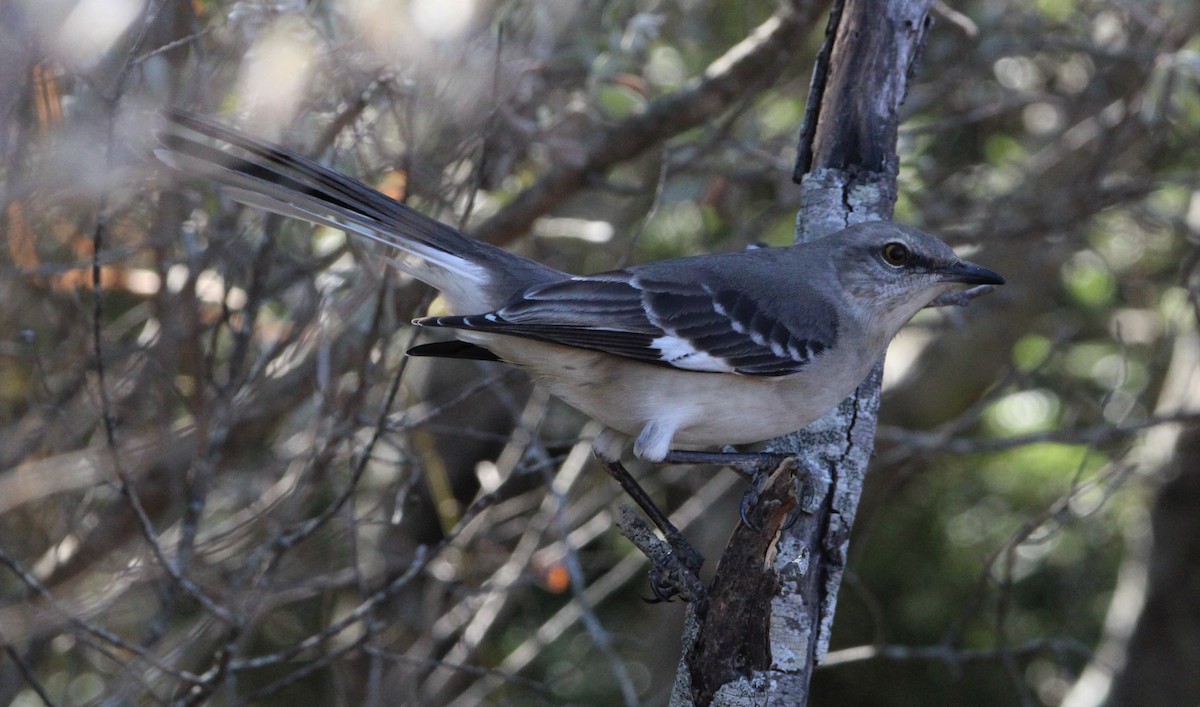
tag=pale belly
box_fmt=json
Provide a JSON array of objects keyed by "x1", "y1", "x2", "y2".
[{"x1": 475, "y1": 335, "x2": 877, "y2": 458}]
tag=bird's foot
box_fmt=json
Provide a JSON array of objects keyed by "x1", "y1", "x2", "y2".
[
  {"x1": 738, "y1": 466, "x2": 775, "y2": 532},
  {"x1": 614, "y1": 506, "x2": 705, "y2": 603},
  {"x1": 659, "y1": 449, "x2": 796, "y2": 531},
  {"x1": 599, "y1": 458, "x2": 705, "y2": 601},
  {"x1": 740, "y1": 457, "x2": 827, "y2": 532}
]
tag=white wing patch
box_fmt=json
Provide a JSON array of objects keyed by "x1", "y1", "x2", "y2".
[{"x1": 650, "y1": 335, "x2": 734, "y2": 373}]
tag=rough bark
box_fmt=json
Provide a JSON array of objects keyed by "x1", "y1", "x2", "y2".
[{"x1": 673, "y1": 1, "x2": 933, "y2": 704}]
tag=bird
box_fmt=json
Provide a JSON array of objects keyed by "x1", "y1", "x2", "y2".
[{"x1": 155, "y1": 110, "x2": 1003, "y2": 572}]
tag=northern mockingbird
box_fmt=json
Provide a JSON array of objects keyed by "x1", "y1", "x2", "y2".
[{"x1": 157, "y1": 111, "x2": 1003, "y2": 576}]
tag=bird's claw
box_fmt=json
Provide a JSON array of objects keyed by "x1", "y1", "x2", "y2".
[
  {"x1": 642, "y1": 535, "x2": 704, "y2": 603},
  {"x1": 738, "y1": 465, "x2": 773, "y2": 532},
  {"x1": 645, "y1": 565, "x2": 679, "y2": 603},
  {"x1": 612, "y1": 503, "x2": 705, "y2": 602}
]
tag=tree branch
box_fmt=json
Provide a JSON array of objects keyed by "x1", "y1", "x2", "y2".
[
  {"x1": 473, "y1": 0, "x2": 828, "y2": 247},
  {"x1": 673, "y1": 2, "x2": 934, "y2": 704}
]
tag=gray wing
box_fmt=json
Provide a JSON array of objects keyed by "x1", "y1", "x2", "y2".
[{"x1": 414, "y1": 268, "x2": 837, "y2": 376}]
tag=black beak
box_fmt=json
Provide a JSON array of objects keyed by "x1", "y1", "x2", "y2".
[{"x1": 939, "y1": 260, "x2": 1005, "y2": 286}]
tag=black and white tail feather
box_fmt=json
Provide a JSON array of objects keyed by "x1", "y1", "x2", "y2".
[
  {"x1": 156, "y1": 110, "x2": 837, "y2": 378},
  {"x1": 156, "y1": 109, "x2": 562, "y2": 315}
]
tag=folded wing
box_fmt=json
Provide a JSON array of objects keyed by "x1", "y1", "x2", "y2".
[{"x1": 416, "y1": 269, "x2": 837, "y2": 376}]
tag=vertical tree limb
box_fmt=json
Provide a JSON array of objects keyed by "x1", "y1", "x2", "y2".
[{"x1": 673, "y1": 2, "x2": 933, "y2": 704}]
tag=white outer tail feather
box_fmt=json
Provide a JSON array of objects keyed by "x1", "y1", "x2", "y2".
[{"x1": 156, "y1": 146, "x2": 494, "y2": 313}]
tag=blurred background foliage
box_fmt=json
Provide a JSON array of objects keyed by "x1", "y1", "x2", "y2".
[{"x1": 1, "y1": 0, "x2": 1198, "y2": 705}]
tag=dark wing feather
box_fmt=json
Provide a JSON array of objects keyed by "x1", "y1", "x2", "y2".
[
  {"x1": 406, "y1": 341, "x2": 501, "y2": 361},
  {"x1": 414, "y1": 270, "x2": 836, "y2": 376}
]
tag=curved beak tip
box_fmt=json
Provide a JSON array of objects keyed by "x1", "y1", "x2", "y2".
[{"x1": 944, "y1": 261, "x2": 1005, "y2": 286}]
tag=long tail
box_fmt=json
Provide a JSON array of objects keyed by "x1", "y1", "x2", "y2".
[{"x1": 155, "y1": 109, "x2": 563, "y2": 312}]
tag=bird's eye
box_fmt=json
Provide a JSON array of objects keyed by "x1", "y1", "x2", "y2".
[{"x1": 881, "y1": 242, "x2": 910, "y2": 267}]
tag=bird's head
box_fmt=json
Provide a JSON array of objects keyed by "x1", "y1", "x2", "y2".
[{"x1": 828, "y1": 221, "x2": 1004, "y2": 336}]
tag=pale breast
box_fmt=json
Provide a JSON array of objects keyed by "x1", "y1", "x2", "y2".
[{"x1": 476, "y1": 333, "x2": 879, "y2": 451}]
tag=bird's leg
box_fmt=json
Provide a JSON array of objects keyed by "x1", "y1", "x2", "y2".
[
  {"x1": 660, "y1": 449, "x2": 792, "y2": 480},
  {"x1": 661, "y1": 449, "x2": 796, "y2": 530},
  {"x1": 598, "y1": 458, "x2": 704, "y2": 598}
]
